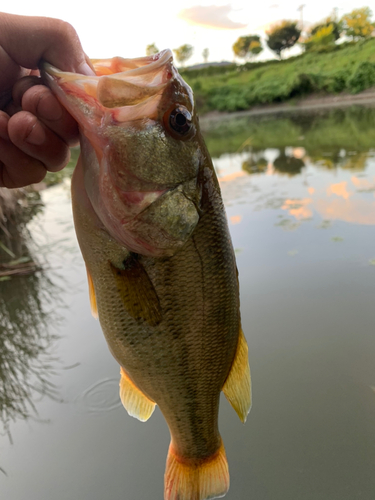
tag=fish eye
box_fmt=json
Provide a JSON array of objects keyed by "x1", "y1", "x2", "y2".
[{"x1": 166, "y1": 106, "x2": 193, "y2": 136}]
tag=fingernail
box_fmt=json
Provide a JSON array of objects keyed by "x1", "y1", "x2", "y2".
[
  {"x1": 25, "y1": 121, "x2": 46, "y2": 145},
  {"x1": 38, "y1": 93, "x2": 63, "y2": 121},
  {"x1": 77, "y1": 61, "x2": 96, "y2": 76}
]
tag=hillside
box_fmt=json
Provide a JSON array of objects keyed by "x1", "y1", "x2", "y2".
[{"x1": 181, "y1": 38, "x2": 375, "y2": 114}]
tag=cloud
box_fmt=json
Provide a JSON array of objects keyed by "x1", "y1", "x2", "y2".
[{"x1": 179, "y1": 5, "x2": 247, "y2": 30}]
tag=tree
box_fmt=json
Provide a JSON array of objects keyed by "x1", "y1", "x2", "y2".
[
  {"x1": 173, "y1": 44, "x2": 194, "y2": 67},
  {"x1": 341, "y1": 7, "x2": 374, "y2": 40},
  {"x1": 266, "y1": 21, "x2": 301, "y2": 58},
  {"x1": 310, "y1": 17, "x2": 342, "y2": 41},
  {"x1": 232, "y1": 35, "x2": 263, "y2": 61},
  {"x1": 303, "y1": 23, "x2": 337, "y2": 52},
  {"x1": 202, "y1": 48, "x2": 209, "y2": 64},
  {"x1": 302, "y1": 14, "x2": 344, "y2": 52},
  {"x1": 146, "y1": 43, "x2": 159, "y2": 56}
]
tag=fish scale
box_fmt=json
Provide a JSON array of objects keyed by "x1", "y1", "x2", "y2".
[
  {"x1": 76, "y1": 165, "x2": 238, "y2": 460},
  {"x1": 42, "y1": 49, "x2": 251, "y2": 500}
]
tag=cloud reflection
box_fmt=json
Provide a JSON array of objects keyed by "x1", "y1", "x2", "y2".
[
  {"x1": 327, "y1": 181, "x2": 352, "y2": 200},
  {"x1": 282, "y1": 199, "x2": 313, "y2": 220},
  {"x1": 230, "y1": 215, "x2": 242, "y2": 225},
  {"x1": 351, "y1": 176, "x2": 375, "y2": 192},
  {"x1": 209, "y1": 108, "x2": 375, "y2": 228},
  {"x1": 315, "y1": 199, "x2": 375, "y2": 225}
]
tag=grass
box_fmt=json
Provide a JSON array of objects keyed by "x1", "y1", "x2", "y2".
[{"x1": 181, "y1": 39, "x2": 375, "y2": 114}]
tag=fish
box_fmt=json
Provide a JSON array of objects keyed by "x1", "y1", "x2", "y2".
[{"x1": 41, "y1": 49, "x2": 251, "y2": 500}]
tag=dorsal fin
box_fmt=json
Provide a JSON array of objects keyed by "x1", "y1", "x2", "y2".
[
  {"x1": 119, "y1": 367, "x2": 156, "y2": 422},
  {"x1": 109, "y1": 254, "x2": 162, "y2": 326},
  {"x1": 86, "y1": 267, "x2": 98, "y2": 319},
  {"x1": 222, "y1": 327, "x2": 251, "y2": 423}
]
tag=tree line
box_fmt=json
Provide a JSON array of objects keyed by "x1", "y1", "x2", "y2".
[
  {"x1": 146, "y1": 42, "x2": 199, "y2": 67},
  {"x1": 146, "y1": 6, "x2": 374, "y2": 65},
  {"x1": 234, "y1": 7, "x2": 374, "y2": 60}
]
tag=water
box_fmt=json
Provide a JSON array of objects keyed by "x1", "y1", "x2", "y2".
[{"x1": 1, "y1": 106, "x2": 375, "y2": 499}]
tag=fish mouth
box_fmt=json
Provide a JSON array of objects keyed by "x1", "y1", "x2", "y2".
[
  {"x1": 41, "y1": 51, "x2": 199, "y2": 257},
  {"x1": 41, "y1": 49, "x2": 175, "y2": 123}
]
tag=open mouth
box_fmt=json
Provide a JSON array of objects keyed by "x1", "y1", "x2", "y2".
[{"x1": 41, "y1": 50, "x2": 175, "y2": 123}]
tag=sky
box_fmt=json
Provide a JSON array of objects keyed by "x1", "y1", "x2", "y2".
[{"x1": 3, "y1": 1, "x2": 375, "y2": 65}]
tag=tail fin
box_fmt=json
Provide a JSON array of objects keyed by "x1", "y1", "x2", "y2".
[{"x1": 164, "y1": 439, "x2": 229, "y2": 500}]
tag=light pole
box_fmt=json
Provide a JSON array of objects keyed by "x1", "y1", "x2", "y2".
[{"x1": 297, "y1": 4, "x2": 306, "y2": 32}]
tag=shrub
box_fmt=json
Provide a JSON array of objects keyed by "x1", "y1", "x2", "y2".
[
  {"x1": 208, "y1": 87, "x2": 250, "y2": 111},
  {"x1": 290, "y1": 73, "x2": 323, "y2": 96},
  {"x1": 325, "y1": 71, "x2": 347, "y2": 93},
  {"x1": 348, "y1": 62, "x2": 375, "y2": 93}
]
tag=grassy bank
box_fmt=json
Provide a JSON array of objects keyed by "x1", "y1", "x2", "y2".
[{"x1": 181, "y1": 38, "x2": 375, "y2": 114}]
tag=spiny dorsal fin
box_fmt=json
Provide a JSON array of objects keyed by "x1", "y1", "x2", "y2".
[
  {"x1": 109, "y1": 254, "x2": 162, "y2": 326},
  {"x1": 119, "y1": 367, "x2": 156, "y2": 422},
  {"x1": 222, "y1": 327, "x2": 251, "y2": 423},
  {"x1": 86, "y1": 267, "x2": 98, "y2": 319}
]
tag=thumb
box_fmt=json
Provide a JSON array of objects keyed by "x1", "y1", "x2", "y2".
[{"x1": 0, "y1": 13, "x2": 94, "y2": 75}]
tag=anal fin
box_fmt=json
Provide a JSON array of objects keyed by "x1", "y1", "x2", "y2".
[
  {"x1": 119, "y1": 367, "x2": 156, "y2": 422},
  {"x1": 86, "y1": 267, "x2": 98, "y2": 319},
  {"x1": 222, "y1": 327, "x2": 251, "y2": 423}
]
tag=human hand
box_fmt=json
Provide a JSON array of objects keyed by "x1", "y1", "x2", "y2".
[{"x1": 0, "y1": 13, "x2": 95, "y2": 188}]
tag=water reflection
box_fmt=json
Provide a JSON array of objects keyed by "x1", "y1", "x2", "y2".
[
  {"x1": 203, "y1": 106, "x2": 375, "y2": 161},
  {"x1": 273, "y1": 151, "x2": 305, "y2": 176},
  {"x1": 2, "y1": 106, "x2": 375, "y2": 500},
  {"x1": 206, "y1": 107, "x2": 375, "y2": 230},
  {"x1": 0, "y1": 193, "x2": 61, "y2": 441},
  {"x1": 0, "y1": 270, "x2": 60, "y2": 439},
  {"x1": 242, "y1": 154, "x2": 267, "y2": 175}
]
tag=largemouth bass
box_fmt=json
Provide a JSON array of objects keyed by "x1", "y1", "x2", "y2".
[{"x1": 42, "y1": 49, "x2": 251, "y2": 500}]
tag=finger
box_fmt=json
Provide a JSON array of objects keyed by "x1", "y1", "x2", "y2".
[
  {"x1": 0, "y1": 111, "x2": 10, "y2": 140},
  {"x1": 21, "y1": 84, "x2": 79, "y2": 146},
  {"x1": 0, "y1": 45, "x2": 27, "y2": 94},
  {"x1": 12, "y1": 75, "x2": 41, "y2": 106},
  {"x1": 4, "y1": 101, "x2": 22, "y2": 117},
  {"x1": 0, "y1": 13, "x2": 95, "y2": 75},
  {"x1": 7, "y1": 111, "x2": 71, "y2": 173},
  {"x1": 0, "y1": 136, "x2": 46, "y2": 188}
]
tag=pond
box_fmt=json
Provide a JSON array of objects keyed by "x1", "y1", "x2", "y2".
[{"x1": 1, "y1": 106, "x2": 375, "y2": 500}]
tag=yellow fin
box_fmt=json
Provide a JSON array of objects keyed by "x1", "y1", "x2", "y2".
[
  {"x1": 165, "y1": 439, "x2": 229, "y2": 500},
  {"x1": 110, "y1": 255, "x2": 162, "y2": 327},
  {"x1": 222, "y1": 327, "x2": 251, "y2": 423},
  {"x1": 86, "y1": 267, "x2": 98, "y2": 319},
  {"x1": 119, "y1": 367, "x2": 156, "y2": 422}
]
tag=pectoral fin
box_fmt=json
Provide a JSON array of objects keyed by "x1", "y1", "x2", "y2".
[
  {"x1": 119, "y1": 367, "x2": 156, "y2": 422},
  {"x1": 222, "y1": 327, "x2": 251, "y2": 423},
  {"x1": 86, "y1": 267, "x2": 98, "y2": 319},
  {"x1": 109, "y1": 254, "x2": 162, "y2": 326}
]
